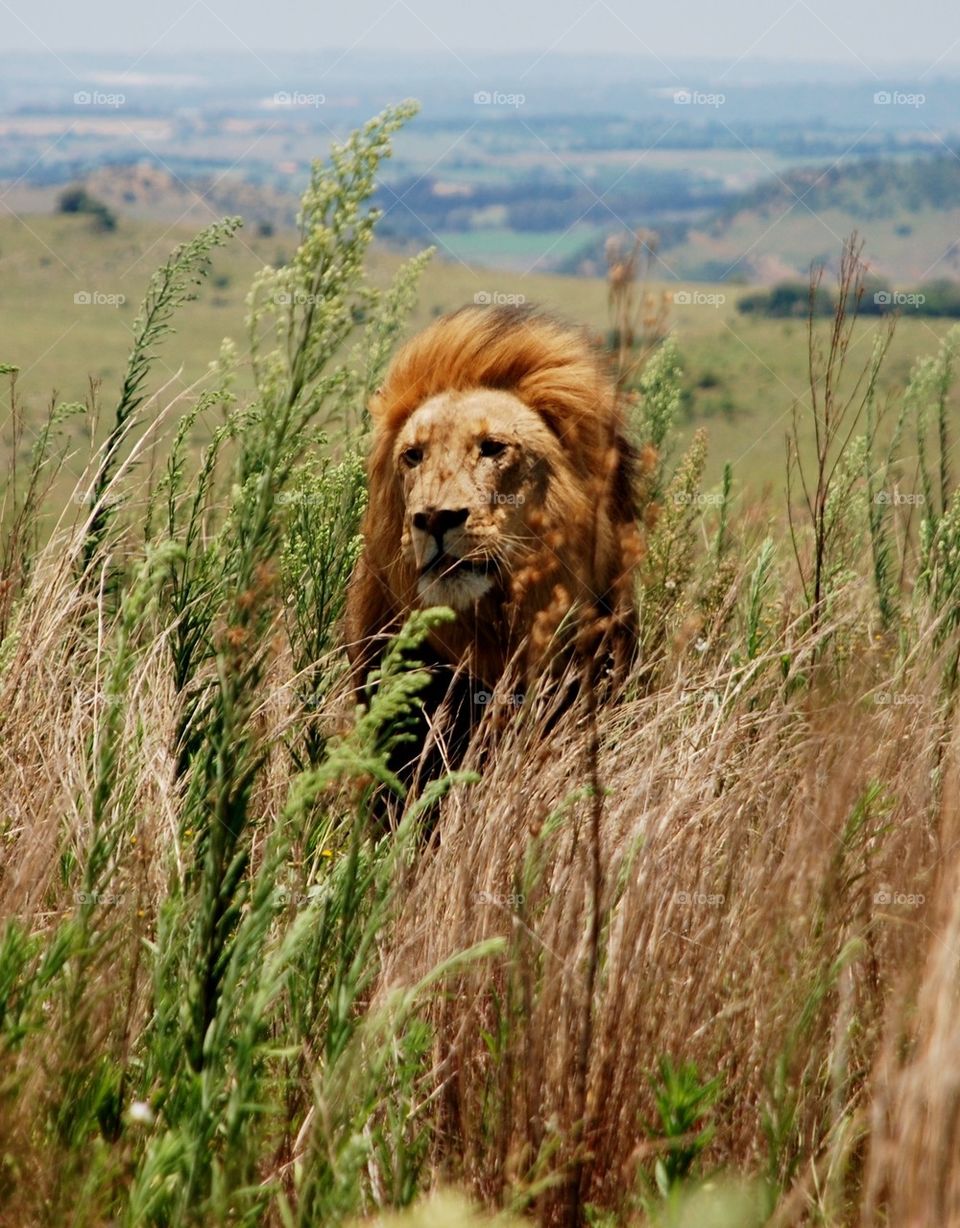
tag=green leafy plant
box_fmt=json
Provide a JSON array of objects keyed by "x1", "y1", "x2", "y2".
[{"x1": 645, "y1": 1057, "x2": 723, "y2": 1198}]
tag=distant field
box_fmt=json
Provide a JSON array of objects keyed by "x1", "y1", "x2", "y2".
[
  {"x1": 432, "y1": 225, "x2": 607, "y2": 269},
  {"x1": 667, "y1": 204, "x2": 960, "y2": 284},
  {"x1": 1, "y1": 210, "x2": 957, "y2": 505}
]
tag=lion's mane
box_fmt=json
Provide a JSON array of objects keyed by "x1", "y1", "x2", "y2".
[{"x1": 345, "y1": 303, "x2": 640, "y2": 688}]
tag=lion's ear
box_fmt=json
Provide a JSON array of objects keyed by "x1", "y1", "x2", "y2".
[{"x1": 368, "y1": 385, "x2": 393, "y2": 423}]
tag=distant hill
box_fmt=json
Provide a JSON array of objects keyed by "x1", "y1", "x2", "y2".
[
  {"x1": 712, "y1": 151, "x2": 960, "y2": 222},
  {"x1": 11, "y1": 149, "x2": 960, "y2": 289},
  {"x1": 6, "y1": 163, "x2": 299, "y2": 234},
  {"x1": 80, "y1": 163, "x2": 298, "y2": 231},
  {"x1": 559, "y1": 152, "x2": 960, "y2": 285}
]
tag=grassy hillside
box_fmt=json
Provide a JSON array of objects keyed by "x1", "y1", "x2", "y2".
[
  {"x1": 659, "y1": 154, "x2": 960, "y2": 284},
  {"x1": 2, "y1": 209, "x2": 958, "y2": 513}
]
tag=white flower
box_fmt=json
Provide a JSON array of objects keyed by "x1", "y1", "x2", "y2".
[{"x1": 127, "y1": 1101, "x2": 155, "y2": 1126}]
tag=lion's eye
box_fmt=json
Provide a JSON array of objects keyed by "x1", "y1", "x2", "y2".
[
  {"x1": 479, "y1": 438, "x2": 507, "y2": 459},
  {"x1": 400, "y1": 446, "x2": 423, "y2": 468}
]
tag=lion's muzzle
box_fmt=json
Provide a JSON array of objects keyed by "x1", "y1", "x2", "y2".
[{"x1": 409, "y1": 505, "x2": 496, "y2": 609}]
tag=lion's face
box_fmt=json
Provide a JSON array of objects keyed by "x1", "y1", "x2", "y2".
[
  {"x1": 393, "y1": 388, "x2": 554, "y2": 611},
  {"x1": 347, "y1": 304, "x2": 639, "y2": 691}
]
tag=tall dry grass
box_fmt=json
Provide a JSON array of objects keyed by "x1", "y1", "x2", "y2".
[{"x1": 2, "y1": 105, "x2": 960, "y2": 1228}]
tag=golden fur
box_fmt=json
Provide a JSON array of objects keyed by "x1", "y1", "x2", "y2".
[{"x1": 345, "y1": 304, "x2": 639, "y2": 690}]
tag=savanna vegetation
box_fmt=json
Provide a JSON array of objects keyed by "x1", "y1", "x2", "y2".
[
  {"x1": 737, "y1": 276, "x2": 960, "y2": 318},
  {"x1": 3, "y1": 102, "x2": 960, "y2": 1227}
]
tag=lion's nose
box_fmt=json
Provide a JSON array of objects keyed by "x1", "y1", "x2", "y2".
[{"x1": 412, "y1": 506, "x2": 469, "y2": 543}]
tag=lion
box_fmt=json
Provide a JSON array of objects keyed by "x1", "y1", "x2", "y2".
[{"x1": 345, "y1": 303, "x2": 640, "y2": 760}]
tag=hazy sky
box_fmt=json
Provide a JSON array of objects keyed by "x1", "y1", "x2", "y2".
[{"x1": 0, "y1": 0, "x2": 958, "y2": 70}]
